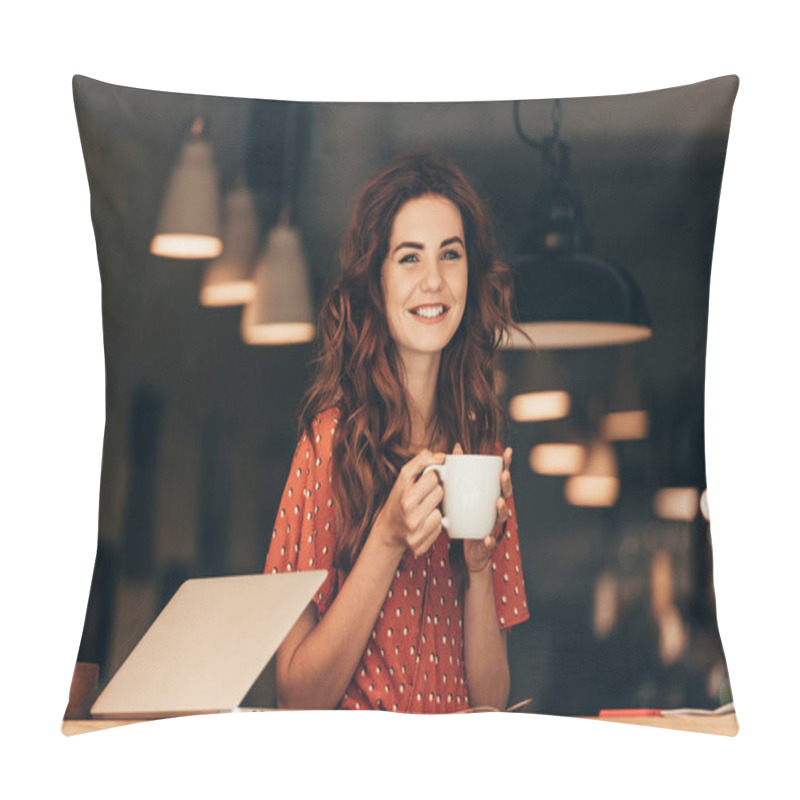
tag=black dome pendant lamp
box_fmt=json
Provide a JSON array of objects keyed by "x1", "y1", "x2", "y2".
[{"x1": 504, "y1": 100, "x2": 652, "y2": 350}]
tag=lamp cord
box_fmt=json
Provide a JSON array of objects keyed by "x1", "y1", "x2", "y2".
[
  {"x1": 514, "y1": 98, "x2": 569, "y2": 188},
  {"x1": 513, "y1": 98, "x2": 562, "y2": 150},
  {"x1": 513, "y1": 100, "x2": 543, "y2": 150},
  {"x1": 279, "y1": 103, "x2": 299, "y2": 226}
]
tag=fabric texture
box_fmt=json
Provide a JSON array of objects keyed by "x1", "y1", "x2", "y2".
[{"x1": 265, "y1": 407, "x2": 529, "y2": 712}]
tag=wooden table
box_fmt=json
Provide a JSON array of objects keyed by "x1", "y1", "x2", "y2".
[
  {"x1": 62, "y1": 712, "x2": 738, "y2": 737},
  {"x1": 585, "y1": 713, "x2": 738, "y2": 737},
  {"x1": 62, "y1": 719, "x2": 143, "y2": 736}
]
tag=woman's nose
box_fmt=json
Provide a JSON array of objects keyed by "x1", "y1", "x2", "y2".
[{"x1": 420, "y1": 258, "x2": 444, "y2": 291}]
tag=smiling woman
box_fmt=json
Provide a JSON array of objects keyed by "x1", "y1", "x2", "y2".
[
  {"x1": 264, "y1": 152, "x2": 529, "y2": 712},
  {"x1": 381, "y1": 195, "x2": 469, "y2": 367}
]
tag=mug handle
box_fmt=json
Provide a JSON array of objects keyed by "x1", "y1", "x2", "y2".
[{"x1": 422, "y1": 464, "x2": 449, "y2": 531}]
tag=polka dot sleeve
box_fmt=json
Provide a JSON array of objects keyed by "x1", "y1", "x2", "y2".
[
  {"x1": 490, "y1": 471, "x2": 530, "y2": 631},
  {"x1": 264, "y1": 409, "x2": 340, "y2": 617}
]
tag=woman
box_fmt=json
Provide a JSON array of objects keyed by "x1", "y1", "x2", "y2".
[{"x1": 265, "y1": 152, "x2": 529, "y2": 712}]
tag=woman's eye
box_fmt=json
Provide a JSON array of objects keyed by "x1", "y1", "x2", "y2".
[
  {"x1": 399, "y1": 253, "x2": 419, "y2": 264},
  {"x1": 442, "y1": 249, "x2": 462, "y2": 261}
]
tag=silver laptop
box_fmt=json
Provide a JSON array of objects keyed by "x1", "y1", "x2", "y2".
[{"x1": 91, "y1": 571, "x2": 327, "y2": 719}]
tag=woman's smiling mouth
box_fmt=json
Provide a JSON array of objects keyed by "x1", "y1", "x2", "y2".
[{"x1": 409, "y1": 303, "x2": 449, "y2": 321}]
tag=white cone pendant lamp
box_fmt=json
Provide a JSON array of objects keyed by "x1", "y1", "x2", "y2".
[
  {"x1": 150, "y1": 117, "x2": 223, "y2": 260},
  {"x1": 200, "y1": 180, "x2": 258, "y2": 306},
  {"x1": 241, "y1": 220, "x2": 315, "y2": 345},
  {"x1": 150, "y1": 117, "x2": 222, "y2": 259},
  {"x1": 241, "y1": 104, "x2": 315, "y2": 345}
]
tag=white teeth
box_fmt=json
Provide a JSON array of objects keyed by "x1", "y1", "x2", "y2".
[{"x1": 412, "y1": 305, "x2": 445, "y2": 318}]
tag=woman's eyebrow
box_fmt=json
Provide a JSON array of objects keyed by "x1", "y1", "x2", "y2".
[
  {"x1": 440, "y1": 236, "x2": 464, "y2": 249},
  {"x1": 392, "y1": 241, "x2": 423, "y2": 254},
  {"x1": 391, "y1": 236, "x2": 464, "y2": 255}
]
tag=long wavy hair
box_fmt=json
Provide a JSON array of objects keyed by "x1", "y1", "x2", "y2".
[{"x1": 299, "y1": 151, "x2": 520, "y2": 585}]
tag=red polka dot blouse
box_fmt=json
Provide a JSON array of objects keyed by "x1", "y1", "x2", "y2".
[{"x1": 265, "y1": 408, "x2": 529, "y2": 712}]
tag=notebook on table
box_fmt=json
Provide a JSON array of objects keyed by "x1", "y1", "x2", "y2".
[{"x1": 90, "y1": 571, "x2": 327, "y2": 720}]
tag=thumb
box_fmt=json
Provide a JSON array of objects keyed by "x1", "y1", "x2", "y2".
[{"x1": 453, "y1": 442, "x2": 464, "y2": 455}]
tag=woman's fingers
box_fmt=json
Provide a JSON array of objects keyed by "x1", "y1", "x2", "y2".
[
  {"x1": 502, "y1": 447, "x2": 513, "y2": 500},
  {"x1": 402, "y1": 448, "x2": 445, "y2": 483},
  {"x1": 498, "y1": 497, "x2": 510, "y2": 527},
  {"x1": 404, "y1": 468, "x2": 442, "y2": 511},
  {"x1": 502, "y1": 469, "x2": 512, "y2": 500},
  {"x1": 413, "y1": 480, "x2": 445, "y2": 527},
  {"x1": 393, "y1": 449, "x2": 446, "y2": 546},
  {"x1": 463, "y1": 538, "x2": 492, "y2": 572},
  {"x1": 490, "y1": 496, "x2": 510, "y2": 539},
  {"x1": 409, "y1": 508, "x2": 443, "y2": 556}
]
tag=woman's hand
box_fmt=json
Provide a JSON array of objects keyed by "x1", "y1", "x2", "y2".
[
  {"x1": 374, "y1": 449, "x2": 446, "y2": 557},
  {"x1": 454, "y1": 443, "x2": 514, "y2": 574}
]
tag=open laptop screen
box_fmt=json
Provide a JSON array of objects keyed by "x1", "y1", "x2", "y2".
[{"x1": 91, "y1": 571, "x2": 327, "y2": 719}]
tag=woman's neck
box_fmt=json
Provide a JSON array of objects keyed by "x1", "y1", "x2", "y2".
[{"x1": 400, "y1": 350, "x2": 442, "y2": 449}]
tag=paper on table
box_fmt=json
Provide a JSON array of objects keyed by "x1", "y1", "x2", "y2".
[
  {"x1": 660, "y1": 701, "x2": 735, "y2": 717},
  {"x1": 599, "y1": 702, "x2": 735, "y2": 718}
]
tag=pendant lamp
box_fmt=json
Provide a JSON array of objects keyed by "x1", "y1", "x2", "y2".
[
  {"x1": 242, "y1": 103, "x2": 315, "y2": 345},
  {"x1": 527, "y1": 388, "x2": 590, "y2": 477},
  {"x1": 150, "y1": 117, "x2": 223, "y2": 260},
  {"x1": 241, "y1": 218, "x2": 315, "y2": 344},
  {"x1": 507, "y1": 350, "x2": 571, "y2": 423},
  {"x1": 601, "y1": 348, "x2": 650, "y2": 440},
  {"x1": 653, "y1": 402, "x2": 705, "y2": 522},
  {"x1": 529, "y1": 438, "x2": 587, "y2": 476},
  {"x1": 504, "y1": 100, "x2": 652, "y2": 350},
  {"x1": 654, "y1": 487, "x2": 700, "y2": 522},
  {"x1": 200, "y1": 178, "x2": 258, "y2": 306},
  {"x1": 564, "y1": 437, "x2": 620, "y2": 507}
]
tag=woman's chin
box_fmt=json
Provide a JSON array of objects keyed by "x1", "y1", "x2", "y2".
[
  {"x1": 395, "y1": 316, "x2": 462, "y2": 355},
  {"x1": 395, "y1": 332, "x2": 456, "y2": 358}
]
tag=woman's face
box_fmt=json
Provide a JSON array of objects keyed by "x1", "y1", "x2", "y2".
[{"x1": 380, "y1": 194, "x2": 468, "y2": 363}]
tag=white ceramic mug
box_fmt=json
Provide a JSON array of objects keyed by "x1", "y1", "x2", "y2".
[{"x1": 423, "y1": 454, "x2": 503, "y2": 540}]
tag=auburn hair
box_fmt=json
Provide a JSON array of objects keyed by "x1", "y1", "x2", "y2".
[{"x1": 298, "y1": 151, "x2": 520, "y2": 585}]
